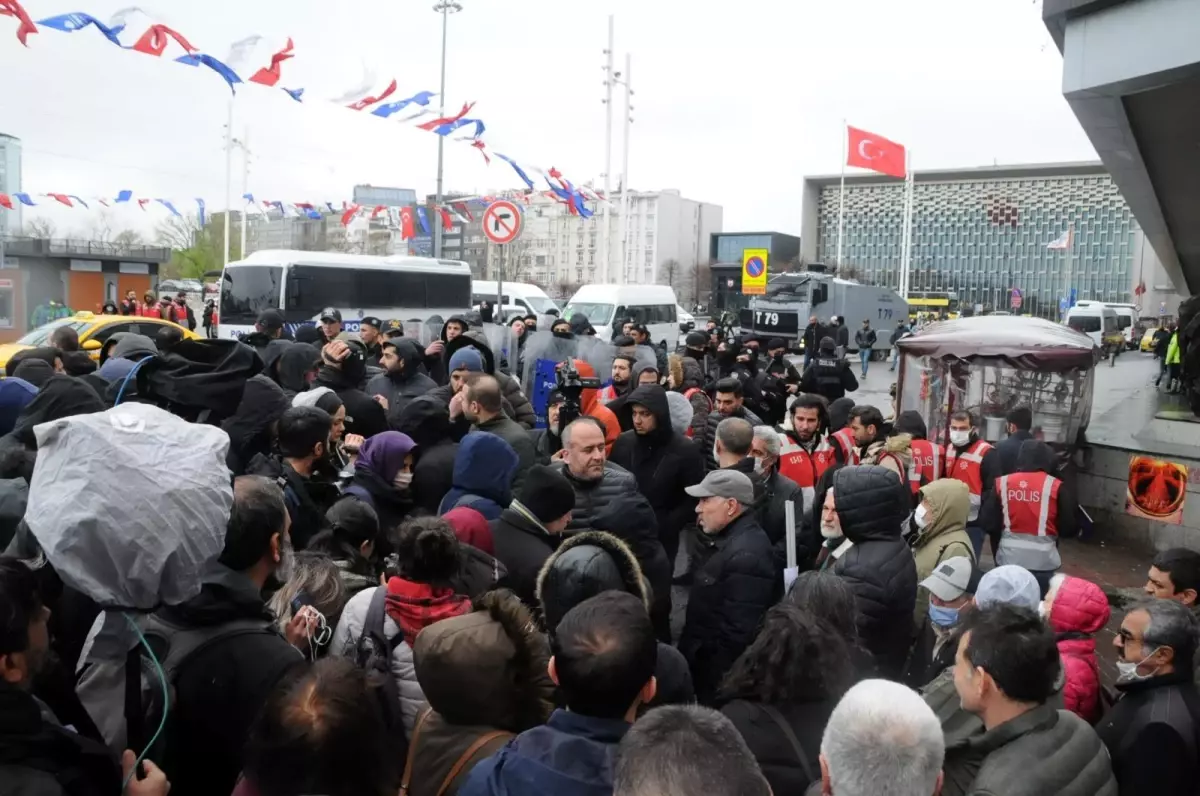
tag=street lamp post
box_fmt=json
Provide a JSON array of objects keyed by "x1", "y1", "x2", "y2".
[{"x1": 433, "y1": 0, "x2": 463, "y2": 259}]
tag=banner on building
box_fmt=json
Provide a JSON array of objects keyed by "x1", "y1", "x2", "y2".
[
  {"x1": 1126, "y1": 454, "x2": 1187, "y2": 525},
  {"x1": 741, "y1": 249, "x2": 768, "y2": 296}
]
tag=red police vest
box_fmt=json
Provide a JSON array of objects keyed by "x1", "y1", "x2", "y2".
[
  {"x1": 995, "y1": 471, "x2": 1062, "y2": 571},
  {"x1": 946, "y1": 439, "x2": 993, "y2": 522},
  {"x1": 597, "y1": 385, "x2": 619, "y2": 405},
  {"x1": 910, "y1": 439, "x2": 943, "y2": 488},
  {"x1": 830, "y1": 427, "x2": 860, "y2": 470},
  {"x1": 779, "y1": 432, "x2": 830, "y2": 513}
]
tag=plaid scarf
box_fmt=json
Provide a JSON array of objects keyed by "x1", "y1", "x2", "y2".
[{"x1": 383, "y1": 577, "x2": 471, "y2": 641}]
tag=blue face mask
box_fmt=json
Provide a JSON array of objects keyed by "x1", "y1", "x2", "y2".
[{"x1": 928, "y1": 602, "x2": 960, "y2": 628}]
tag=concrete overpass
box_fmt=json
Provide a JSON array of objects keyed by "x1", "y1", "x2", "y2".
[{"x1": 1044, "y1": 0, "x2": 1200, "y2": 296}]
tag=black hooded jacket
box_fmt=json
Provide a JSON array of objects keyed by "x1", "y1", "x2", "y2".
[
  {"x1": 222, "y1": 375, "x2": 291, "y2": 475},
  {"x1": 244, "y1": 453, "x2": 331, "y2": 551},
  {"x1": 273, "y1": 342, "x2": 321, "y2": 398},
  {"x1": 314, "y1": 362, "x2": 388, "y2": 439},
  {"x1": 9, "y1": 376, "x2": 105, "y2": 449},
  {"x1": 590, "y1": 494, "x2": 674, "y2": 643},
  {"x1": 827, "y1": 465, "x2": 917, "y2": 680},
  {"x1": 454, "y1": 330, "x2": 536, "y2": 430},
  {"x1": 365, "y1": 338, "x2": 438, "y2": 428},
  {"x1": 609, "y1": 385, "x2": 704, "y2": 549},
  {"x1": 151, "y1": 565, "x2": 303, "y2": 796},
  {"x1": 569, "y1": 313, "x2": 595, "y2": 336},
  {"x1": 535, "y1": 531, "x2": 694, "y2": 707},
  {"x1": 678, "y1": 509, "x2": 780, "y2": 704},
  {"x1": 6, "y1": 347, "x2": 61, "y2": 378},
  {"x1": 396, "y1": 396, "x2": 459, "y2": 515}
]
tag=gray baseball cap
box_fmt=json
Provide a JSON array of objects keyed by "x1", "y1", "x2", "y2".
[
  {"x1": 920, "y1": 556, "x2": 980, "y2": 602},
  {"x1": 975, "y1": 565, "x2": 1041, "y2": 611},
  {"x1": 685, "y1": 469, "x2": 756, "y2": 505}
]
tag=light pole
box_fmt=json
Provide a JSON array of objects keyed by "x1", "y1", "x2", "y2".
[{"x1": 432, "y1": 0, "x2": 463, "y2": 259}]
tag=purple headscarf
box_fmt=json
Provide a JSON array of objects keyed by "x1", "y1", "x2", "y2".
[{"x1": 356, "y1": 431, "x2": 417, "y2": 483}]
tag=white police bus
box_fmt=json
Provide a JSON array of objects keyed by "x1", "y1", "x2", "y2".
[{"x1": 217, "y1": 250, "x2": 473, "y2": 339}]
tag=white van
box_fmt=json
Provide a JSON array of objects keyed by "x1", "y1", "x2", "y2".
[
  {"x1": 564, "y1": 284, "x2": 684, "y2": 345},
  {"x1": 472, "y1": 281, "x2": 560, "y2": 318},
  {"x1": 1065, "y1": 302, "x2": 1119, "y2": 348}
]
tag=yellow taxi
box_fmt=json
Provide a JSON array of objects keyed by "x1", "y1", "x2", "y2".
[
  {"x1": 0, "y1": 311, "x2": 199, "y2": 373},
  {"x1": 1140, "y1": 327, "x2": 1161, "y2": 352}
]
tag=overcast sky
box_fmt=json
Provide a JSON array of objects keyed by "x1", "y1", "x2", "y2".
[{"x1": 0, "y1": 0, "x2": 1095, "y2": 239}]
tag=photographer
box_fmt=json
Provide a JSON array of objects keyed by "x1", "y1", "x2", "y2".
[
  {"x1": 556, "y1": 359, "x2": 621, "y2": 456},
  {"x1": 314, "y1": 339, "x2": 388, "y2": 439}
]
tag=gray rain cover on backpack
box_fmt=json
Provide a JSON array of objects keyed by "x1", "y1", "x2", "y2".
[{"x1": 26, "y1": 402, "x2": 233, "y2": 611}]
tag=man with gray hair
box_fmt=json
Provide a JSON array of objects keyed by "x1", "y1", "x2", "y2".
[
  {"x1": 749, "y1": 425, "x2": 803, "y2": 558},
  {"x1": 713, "y1": 416, "x2": 755, "y2": 470},
  {"x1": 820, "y1": 678, "x2": 945, "y2": 796},
  {"x1": 1098, "y1": 598, "x2": 1200, "y2": 794},
  {"x1": 614, "y1": 704, "x2": 770, "y2": 796},
  {"x1": 555, "y1": 416, "x2": 638, "y2": 533}
]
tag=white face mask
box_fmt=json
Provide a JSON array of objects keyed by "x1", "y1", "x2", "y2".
[
  {"x1": 913, "y1": 504, "x2": 929, "y2": 529},
  {"x1": 393, "y1": 471, "x2": 413, "y2": 490},
  {"x1": 752, "y1": 457, "x2": 765, "y2": 473},
  {"x1": 949, "y1": 430, "x2": 971, "y2": 448},
  {"x1": 1116, "y1": 649, "x2": 1160, "y2": 683}
]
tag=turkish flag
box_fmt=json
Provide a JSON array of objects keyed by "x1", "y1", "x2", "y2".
[
  {"x1": 399, "y1": 207, "x2": 416, "y2": 240},
  {"x1": 846, "y1": 126, "x2": 906, "y2": 179}
]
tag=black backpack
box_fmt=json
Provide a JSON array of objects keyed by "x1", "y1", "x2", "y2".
[{"x1": 354, "y1": 587, "x2": 410, "y2": 754}]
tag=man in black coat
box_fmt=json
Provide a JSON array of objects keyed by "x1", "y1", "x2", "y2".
[
  {"x1": 993, "y1": 405, "x2": 1035, "y2": 476},
  {"x1": 463, "y1": 373, "x2": 536, "y2": 495},
  {"x1": 609, "y1": 384, "x2": 705, "y2": 579},
  {"x1": 1098, "y1": 598, "x2": 1200, "y2": 796},
  {"x1": 490, "y1": 464, "x2": 576, "y2": 608},
  {"x1": 555, "y1": 417, "x2": 638, "y2": 532},
  {"x1": 824, "y1": 464, "x2": 917, "y2": 680},
  {"x1": 591, "y1": 492, "x2": 675, "y2": 643},
  {"x1": 396, "y1": 396, "x2": 459, "y2": 515},
  {"x1": 365, "y1": 337, "x2": 438, "y2": 428},
  {"x1": 313, "y1": 339, "x2": 388, "y2": 439},
  {"x1": 678, "y1": 469, "x2": 781, "y2": 704}
]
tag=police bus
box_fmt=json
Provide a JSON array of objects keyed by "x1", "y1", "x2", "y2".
[{"x1": 216, "y1": 250, "x2": 473, "y2": 338}]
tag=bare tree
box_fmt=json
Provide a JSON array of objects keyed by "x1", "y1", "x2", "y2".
[
  {"x1": 693, "y1": 261, "x2": 713, "y2": 309},
  {"x1": 21, "y1": 218, "x2": 56, "y2": 239},
  {"x1": 658, "y1": 258, "x2": 681, "y2": 285},
  {"x1": 836, "y1": 263, "x2": 864, "y2": 282},
  {"x1": 155, "y1": 213, "x2": 203, "y2": 252},
  {"x1": 112, "y1": 229, "x2": 146, "y2": 254}
]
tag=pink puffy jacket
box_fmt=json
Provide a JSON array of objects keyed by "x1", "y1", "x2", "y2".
[{"x1": 1047, "y1": 575, "x2": 1111, "y2": 724}]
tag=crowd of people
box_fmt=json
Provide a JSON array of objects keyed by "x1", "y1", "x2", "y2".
[{"x1": 0, "y1": 304, "x2": 1198, "y2": 796}]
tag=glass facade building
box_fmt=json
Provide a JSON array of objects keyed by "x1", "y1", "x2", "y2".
[
  {"x1": 0, "y1": 134, "x2": 22, "y2": 239},
  {"x1": 801, "y1": 163, "x2": 1146, "y2": 317}
]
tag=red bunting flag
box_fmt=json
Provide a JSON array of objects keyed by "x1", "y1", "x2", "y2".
[
  {"x1": 370, "y1": 205, "x2": 386, "y2": 219},
  {"x1": 347, "y1": 79, "x2": 398, "y2": 111},
  {"x1": 548, "y1": 167, "x2": 563, "y2": 181},
  {"x1": 47, "y1": 193, "x2": 73, "y2": 207},
  {"x1": 417, "y1": 102, "x2": 475, "y2": 131},
  {"x1": 452, "y1": 202, "x2": 473, "y2": 222},
  {"x1": 0, "y1": 194, "x2": 11, "y2": 210},
  {"x1": 0, "y1": 0, "x2": 36, "y2": 45},
  {"x1": 399, "y1": 207, "x2": 415, "y2": 240},
  {"x1": 437, "y1": 207, "x2": 453, "y2": 231},
  {"x1": 249, "y1": 37, "x2": 294, "y2": 87},
  {"x1": 131, "y1": 24, "x2": 197, "y2": 56},
  {"x1": 340, "y1": 204, "x2": 361, "y2": 226},
  {"x1": 846, "y1": 125, "x2": 907, "y2": 179},
  {"x1": 137, "y1": 199, "x2": 151, "y2": 210},
  {"x1": 472, "y1": 140, "x2": 490, "y2": 164}
]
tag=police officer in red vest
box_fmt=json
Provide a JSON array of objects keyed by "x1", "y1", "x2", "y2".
[
  {"x1": 981, "y1": 439, "x2": 1077, "y2": 594},
  {"x1": 895, "y1": 410, "x2": 942, "y2": 495},
  {"x1": 778, "y1": 394, "x2": 839, "y2": 518},
  {"x1": 945, "y1": 410, "x2": 1002, "y2": 559}
]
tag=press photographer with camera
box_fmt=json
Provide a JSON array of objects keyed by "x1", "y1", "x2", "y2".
[
  {"x1": 553, "y1": 359, "x2": 621, "y2": 456},
  {"x1": 314, "y1": 339, "x2": 389, "y2": 439}
]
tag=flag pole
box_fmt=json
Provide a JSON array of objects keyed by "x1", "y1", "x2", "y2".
[
  {"x1": 899, "y1": 149, "x2": 913, "y2": 300},
  {"x1": 836, "y1": 120, "x2": 846, "y2": 268}
]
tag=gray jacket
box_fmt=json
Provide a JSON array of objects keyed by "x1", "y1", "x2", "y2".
[
  {"x1": 555, "y1": 460, "x2": 638, "y2": 532},
  {"x1": 960, "y1": 704, "x2": 1116, "y2": 796}
]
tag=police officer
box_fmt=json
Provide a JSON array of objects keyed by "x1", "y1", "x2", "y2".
[
  {"x1": 359, "y1": 316, "x2": 384, "y2": 368},
  {"x1": 945, "y1": 410, "x2": 1002, "y2": 559},
  {"x1": 799, "y1": 336, "x2": 859, "y2": 403},
  {"x1": 980, "y1": 439, "x2": 1077, "y2": 594}
]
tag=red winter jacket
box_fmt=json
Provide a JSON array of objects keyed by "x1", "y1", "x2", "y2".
[{"x1": 1047, "y1": 575, "x2": 1111, "y2": 724}]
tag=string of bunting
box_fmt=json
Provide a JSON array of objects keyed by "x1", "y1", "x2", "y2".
[
  {"x1": 0, "y1": 182, "x2": 610, "y2": 240},
  {"x1": 0, "y1": 2, "x2": 601, "y2": 217}
]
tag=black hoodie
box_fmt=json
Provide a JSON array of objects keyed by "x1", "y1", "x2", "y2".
[
  {"x1": 314, "y1": 356, "x2": 388, "y2": 440},
  {"x1": 365, "y1": 338, "x2": 438, "y2": 428},
  {"x1": 6, "y1": 347, "x2": 61, "y2": 378},
  {"x1": 590, "y1": 493, "x2": 675, "y2": 643},
  {"x1": 9, "y1": 375, "x2": 105, "y2": 449},
  {"x1": 396, "y1": 395, "x2": 459, "y2": 515},
  {"x1": 609, "y1": 384, "x2": 704, "y2": 552},
  {"x1": 274, "y1": 342, "x2": 321, "y2": 398},
  {"x1": 222, "y1": 375, "x2": 291, "y2": 475},
  {"x1": 568, "y1": 312, "x2": 595, "y2": 336}
]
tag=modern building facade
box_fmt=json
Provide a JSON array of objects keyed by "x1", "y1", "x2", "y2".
[
  {"x1": 800, "y1": 162, "x2": 1182, "y2": 318},
  {"x1": 0, "y1": 134, "x2": 22, "y2": 240},
  {"x1": 707, "y1": 231, "x2": 803, "y2": 314}
]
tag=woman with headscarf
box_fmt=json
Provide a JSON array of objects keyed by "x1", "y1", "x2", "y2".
[
  {"x1": 293, "y1": 386, "x2": 358, "y2": 478},
  {"x1": 338, "y1": 431, "x2": 418, "y2": 534},
  {"x1": 308, "y1": 499, "x2": 383, "y2": 597}
]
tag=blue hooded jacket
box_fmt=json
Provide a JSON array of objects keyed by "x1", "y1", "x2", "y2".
[
  {"x1": 438, "y1": 431, "x2": 519, "y2": 521},
  {"x1": 458, "y1": 710, "x2": 629, "y2": 796}
]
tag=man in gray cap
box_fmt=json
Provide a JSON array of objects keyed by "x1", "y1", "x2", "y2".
[
  {"x1": 906, "y1": 556, "x2": 982, "y2": 689},
  {"x1": 973, "y1": 565, "x2": 1041, "y2": 612},
  {"x1": 677, "y1": 469, "x2": 781, "y2": 704}
]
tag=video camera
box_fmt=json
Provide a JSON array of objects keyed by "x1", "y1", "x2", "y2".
[{"x1": 555, "y1": 360, "x2": 601, "y2": 430}]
